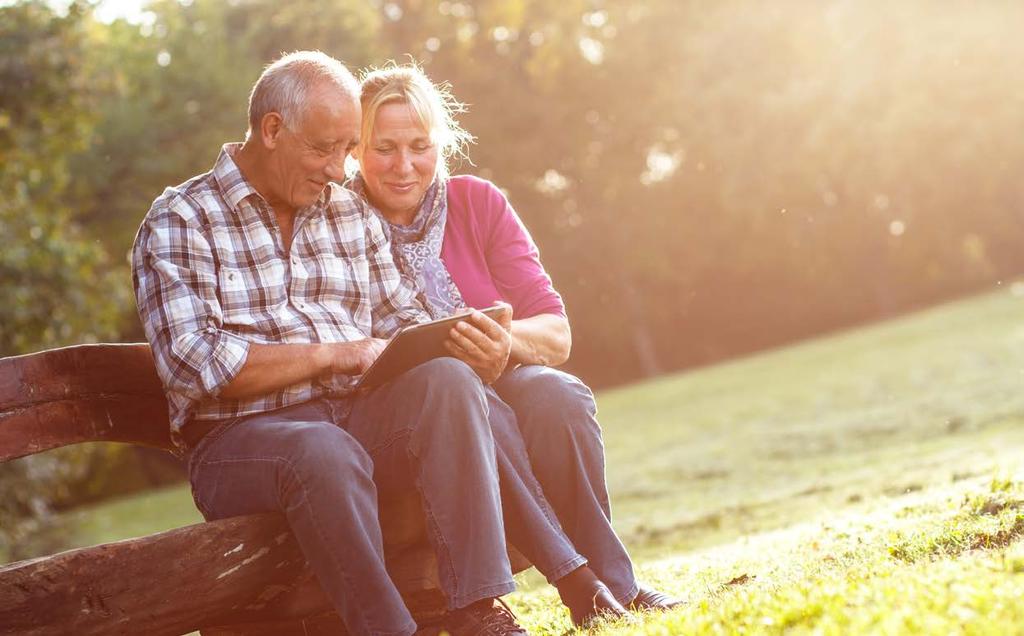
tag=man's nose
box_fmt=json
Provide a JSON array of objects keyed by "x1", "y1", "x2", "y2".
[{"x1": 324, "y1": 153, "x2": 346, "y2": 181}]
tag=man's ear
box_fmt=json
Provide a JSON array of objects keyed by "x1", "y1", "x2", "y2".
[{"x1": 260, "y1": 112, "x2": 286, "y2": 149}]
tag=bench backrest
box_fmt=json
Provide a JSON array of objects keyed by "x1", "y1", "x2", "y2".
[{"x1": 0, "y1": 343, "x2": 173, "y2": 462}]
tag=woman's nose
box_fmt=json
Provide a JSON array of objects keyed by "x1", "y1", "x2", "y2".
[{"x1": 394, "y1": 149, "x2": 414, "y2": 174}]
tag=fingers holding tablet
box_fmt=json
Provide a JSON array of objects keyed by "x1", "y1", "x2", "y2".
[
  {"x1": 354, "y1": 304, "x2": 513, "y2": 390},
  {"x1": 445, "y1": 305, "x2": 512, "y2": 383}
]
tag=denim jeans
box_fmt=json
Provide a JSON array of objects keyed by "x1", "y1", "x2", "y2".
[
  {"x1": 482, "y1": 385, "x2": 588, "y2": 583},
  {"x1": 335, "y1": 358, "x2": 588, "y2": 600},
  {"x1": 492, "y1": 365, "x2": 639, "y2": 605},
  {"x1": 332, "y1": 357, "x2": 517, "y2": 610},
  {"x1": 187, "y1": 399, "x2": 417, "y2": 636},
  {"x1": 187, "y1": 357, "x2": 624, "y2": 634}
]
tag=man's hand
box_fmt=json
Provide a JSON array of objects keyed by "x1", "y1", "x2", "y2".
[
  {"x1": 324, "y1": 338, "x2": 389, "y2": 375},
  {"x1": 444, "y1": 304, "x2": 513, "y2": 384},
  {"x1": 221, "y1": 339, "x2": 386, "y2": 399}
]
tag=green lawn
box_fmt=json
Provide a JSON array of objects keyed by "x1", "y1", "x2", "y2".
[{"x1": 19, "y1": 286, "x2": 1024, "y2": 634}]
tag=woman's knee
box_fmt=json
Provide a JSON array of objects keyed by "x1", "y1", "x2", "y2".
[
  {"x1": 498, "y1": 370, "x2": 603, "y2": 458},
  {"x1": 505, "y1": 367, "x2": 598, "y2": 432}
]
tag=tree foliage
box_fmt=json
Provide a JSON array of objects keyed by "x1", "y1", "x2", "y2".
[
  {"x1": 0, "y1": 1, "x2": 126, "y2": 355},
  {"x1": 0, "y1": 2, "x2": 135, "y2": 553}
]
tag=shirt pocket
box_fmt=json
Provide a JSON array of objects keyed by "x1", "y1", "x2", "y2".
[
  {"x1": 217, "y1": 261, "x2": 286, "y2": 327},
  {"x1": 305, "y1": 253, "x2": 364, "y2": 306}
]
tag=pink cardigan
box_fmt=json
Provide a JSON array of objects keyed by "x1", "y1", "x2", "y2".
[{"x1": 441, "y1": 175, "x2": 565, "y2": 319}]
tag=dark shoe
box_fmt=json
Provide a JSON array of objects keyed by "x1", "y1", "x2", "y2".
[
  {"x1": 568, "y1": 581, "x2": 628, "y2": 628},
  {"x1": 629, "y1": 585, "x2": 685, "y2": 611},
  {"x1": 439, "y1": 597, "x2": 528, "y2": 635}
]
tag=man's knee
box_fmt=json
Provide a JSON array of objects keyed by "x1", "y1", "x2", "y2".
[
  {"x1": 399, "y1": 358, "x2": 488, "y2": 414},
  {"x1": 403, "y1": 359, "x2": 498, "y2": 442},
  {"x1": 406, "y1": 357, "x2": 481, "y2": 389},
  {"x1": 280, "y1": 420, "x2": 374, "y2": 480}
]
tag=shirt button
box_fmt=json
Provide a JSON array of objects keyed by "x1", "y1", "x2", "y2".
[{"x1": 291, "y1": 256, "x2": 299, "y2": 266}]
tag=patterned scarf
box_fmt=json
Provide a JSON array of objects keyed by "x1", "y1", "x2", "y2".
[{"x1": 349, "y1": 173, "x2": 466, "y2": 319}]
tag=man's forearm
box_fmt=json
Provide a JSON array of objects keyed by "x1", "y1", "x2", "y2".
[
  {"x1": 510, "y1": 314, "x2": 572, "y2": 367},
  {"x1": 219, "y1": 343, "x2": 331, "y2": 399}
]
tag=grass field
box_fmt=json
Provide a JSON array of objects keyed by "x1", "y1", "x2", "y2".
[{"x1": 20, "y1": 286, "x2": 1024, "y2": 634}]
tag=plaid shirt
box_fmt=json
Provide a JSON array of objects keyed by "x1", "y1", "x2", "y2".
[{"x1": 132, "y1": 144, "x2": 429, "y2": 449}]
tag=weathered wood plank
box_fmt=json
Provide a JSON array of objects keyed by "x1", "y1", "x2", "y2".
[
  {"x1": 0, "y1": 511, "x2": 454, "y2": 635},
  {"x1": 0, "y1": 343, "x2": 163, "y2": 407},
  {"x1": 0, "y1": 343, "x2": 173, "y2": 461},
  {"x1": 0, "y1": 514, "x2": 308, "y2": 635},
  {"x1": 0, "y1": 397, "x2": 173, "y2": 462}
]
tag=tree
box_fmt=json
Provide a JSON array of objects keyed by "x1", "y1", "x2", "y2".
[{"x1": 0, "y1": 1, "x2": 126, "y2": 355}]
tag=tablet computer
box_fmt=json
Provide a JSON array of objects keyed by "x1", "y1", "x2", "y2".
[{"x1": 354, "y1": 305, "x2": 506, "y2": 391}]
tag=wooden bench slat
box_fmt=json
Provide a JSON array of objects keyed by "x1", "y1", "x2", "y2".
[
  {"x1": 0, "y1": 511, "x2": 453, "y2": 635},
  {"x1": 0, "y1": 514, "x2": 307, "y2": 635},
  {"x1": 1, "y1": 343, "x2": 173, "y2": 461},
  {"x1": 0, "y1": 343, "x2": 163, "y2": 407},
  {"x1": 201, "y1": 613, "x2": 346, "y2": 636},
  {"x1": 0, "y1": 397, "x2": 173, "y2": 462}
]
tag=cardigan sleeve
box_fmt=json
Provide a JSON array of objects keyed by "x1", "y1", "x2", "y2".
[{"x1": 470, "y1": 178, "x2": 566, "y2": 319}]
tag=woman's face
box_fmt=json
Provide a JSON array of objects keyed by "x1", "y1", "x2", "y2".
[{"x1": 357, "y1": 101, "x2": 440, "y2": 224}]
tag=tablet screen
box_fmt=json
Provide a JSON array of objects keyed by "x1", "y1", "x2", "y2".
[{"x1": 354, "y1": 306, "x2": 506, "y2": 391}]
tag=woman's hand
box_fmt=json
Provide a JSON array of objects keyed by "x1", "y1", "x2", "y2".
[{"x1": 444, "y1": 304, "x2": 513, "y2": 384}]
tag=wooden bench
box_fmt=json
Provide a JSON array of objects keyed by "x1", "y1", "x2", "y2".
[{"x1": 0, "y1": 343, "x2": 528, "y2": 635}]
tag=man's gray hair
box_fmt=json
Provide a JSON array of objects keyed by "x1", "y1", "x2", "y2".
[{"x1": 247, "y1": 50, "x2": 358, "y2": 134}]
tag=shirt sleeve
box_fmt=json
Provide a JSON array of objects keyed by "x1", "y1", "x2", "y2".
[
  {"x1": 132, "y1": 197, "x2": 250, "y2": 402},
  {"x1": 479, "y1": 182, "x2": 566, "y2": 319},
  {"x1": 362, "y1": 205, "x2": 431, "y2": 337}
]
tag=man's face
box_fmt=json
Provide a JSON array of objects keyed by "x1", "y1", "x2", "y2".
[{"x1": 268, "y1": 84, "x2": 360, "y2": 212}]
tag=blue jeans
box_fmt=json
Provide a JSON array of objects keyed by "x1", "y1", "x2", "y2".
[
  {"x1": 483, "y1": 385, "x2": 588, "y2": 583},
  {"x1": 333, "y1": 358, "x2": 517, "y2": 610},
  {"x1": 188, "y1": 358, "x2": 518, "y2": 635},
  {"x1": 187, "y1": 400, "x2": 416, "y2": 636},
  {"x1": 492, "y1": 365, "x2": 638, "y2": 605}
]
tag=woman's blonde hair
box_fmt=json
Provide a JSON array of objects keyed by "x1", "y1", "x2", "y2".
[{"x1": 357, "y1": 62, "x2": 473, "y2": 178}]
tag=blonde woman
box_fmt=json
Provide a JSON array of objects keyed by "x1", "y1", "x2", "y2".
[{"x1": 348, "y1": 64, "x2": 681, "y2": 629}]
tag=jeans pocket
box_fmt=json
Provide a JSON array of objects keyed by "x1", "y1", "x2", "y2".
[
  {"x1": 188, "y1": 461, "x2": 218, "y2": 520},
  {"x1": 187, "y1": 422, "x2": 237, "y2": 520},
  {"x1": 188, "y1": 467, "x2": 211, "y2": 520}
]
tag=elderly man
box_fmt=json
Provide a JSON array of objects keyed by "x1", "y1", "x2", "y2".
[{"x1": 132, "y1": 51, "x2": 528, "y2": 636}]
